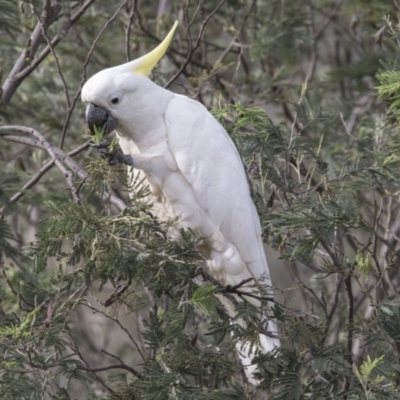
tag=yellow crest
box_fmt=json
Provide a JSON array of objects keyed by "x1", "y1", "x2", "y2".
[{"x1": 117, "y1": 21, "x2": 178, "y2": 77}]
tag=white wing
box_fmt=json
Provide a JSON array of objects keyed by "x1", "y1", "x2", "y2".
[{"x1": 164, "y1": 95, "x2": 271, "y2": 289}]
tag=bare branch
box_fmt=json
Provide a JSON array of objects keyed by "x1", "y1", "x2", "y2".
[
  {"x1": 100, "y1": 348, "x2": 145, "y2": 379},
  {"x1": 69, "y1": 332, "x2": 115, "y2": 394},
  {"x1": 0, "y1": 134, "x2": 47, "y2": 150},
  {"x1": 81, "y1": 302, "x2": 147, "y2": 362},
  {"x1": 343, "y1": 267, "x2": 355, "y2": 392},
  {"x1": 1, "y1": 130, "x2": 127, "y2": 211},
  {"x1": 104, "y1": 283, "x2": 130, "y2": 307},
  {"x1": 57, "y1": 1, "x2": 128, "y2": 149},
  {"x1": 125, "y1": 1, "x2": 137, "y2": 61},
  {"x1": 157, "y1": 0, "x2": 171, "y2": 17},
  {"x1": 2, "y1": 0, "x2": 95, "y2": 104},
  {"x1": 0, "y1": 125, "x2": 83, "y2": 203},
  {"x1": 1, "y1": 130, "x2": 88, "y2": 180},
  {"x1": 165, "y1": 0, "x2": 226, "y2": 88},
  {"x1": 325, "y1": 275, "x2": 343, "y2": 334},
  {"x1": 77, "y1": 362, "x2": 145, "y2": 379},
  {"x1": 30, "y1": 4, "x2": 71, "y2": 110},
  {"x1": 1, "y1": 2, "x2": 62, "y2": 104},
  {"x1": 25, "y1": 127, "x2": 81, "y2": 203}
]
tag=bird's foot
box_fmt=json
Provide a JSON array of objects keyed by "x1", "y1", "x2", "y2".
[{"x1": 91, "y1": 142, "x2": 135, "y2": 166}]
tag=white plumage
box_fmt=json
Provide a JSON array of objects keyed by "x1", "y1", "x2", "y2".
[{"x1": 81, "y1": 22, "x2": 280, "y2": 383}]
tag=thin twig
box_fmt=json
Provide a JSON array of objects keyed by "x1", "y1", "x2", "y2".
[
  {"x1": 345, "y1": 268, "x2": 355, "y2": 366},
  {"x1": 291, "y1": 263, "x2": 327, "y2": 316},
  {"x1": 31, "y1": 4, "x2": 71, "y2": 111},
  {"x1": 125, "y1": 1, "x2": 137, "y2": 61},
  {"x1": 2, "y1": 270, "x2": 35, "y2": 311},
  {"x1": 100, "y1": 348, "x2": 144, "y2": 379},
  {"x1": 59, "y1": 1, "x2": 127, "y2": 149},
  {"x1": 165, "y1": 0, "x2": 226, "y2": 88},
  {"x1": 69, "y1": 332, "x2": 115, "y2": 394},
  {"x1": 314, "y1": 0, "x2": 343, "y2": 40},
  {"x1": 104, "y1": 283, "x2": 130, "y2": 307},
  {"x1": 78, "y1": 362, "x2": 145, "y2": 379},
  {"x1": 325, "y1": 275, "x2": 343, "y2": 334},
  {"x1": 81, "y1": 302, "x2": 147, "y2": 362}
]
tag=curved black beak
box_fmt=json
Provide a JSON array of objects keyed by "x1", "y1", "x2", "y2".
[{"x1": 85, "y1": 103, "x2": 118, "y2": 135}]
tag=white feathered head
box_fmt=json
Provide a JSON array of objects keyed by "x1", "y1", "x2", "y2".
[{"x1": 82, "y1": 21, "x2": 178, "y2": 135}]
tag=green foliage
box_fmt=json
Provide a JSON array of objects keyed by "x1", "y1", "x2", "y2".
[
  {"x1": 0, "y1": 0, "x2": 19, "y2": 36},
  {"x1": 189, "y1": 284, "x2": 218, "y2": 317},
  {"x1": 354, "y1": 355, "x2": 385, "y2": 399},
  {"x1": 2, "y1": 1, "x2": 400, "y2": 399},
  {"x1": 376, "y1": 65, "x2": 400, "y2": 121}
]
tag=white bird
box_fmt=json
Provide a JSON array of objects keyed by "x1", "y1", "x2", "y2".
[{"x1": 81, "y1": 21, "x2": 280, "y2": 383}]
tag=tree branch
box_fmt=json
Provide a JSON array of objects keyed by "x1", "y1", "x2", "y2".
[
  {"x1": 125, "y1": 1, "x2": 137, "y2": 61},
  {"x1": 77, "y1": 362, "x2": 145, "y2": 379},
  {"x1": 2, "y1": 0, "x2": 95, "y2": 105},
  {"x1": 1, "y1": 1, "x2": 62, "y2": 104},
  {"x1": 100, "y1": 348, "x2": 145, "y2": 379},
  {"x1": 69, "y1": 332, "x2": 116, "y2": 394},
  {"x1": 0, "y1": 126, "x2": 84, "y2": 203},
  {"x1": 164, "y1": 0, "x2": 226, "y2": 88}
]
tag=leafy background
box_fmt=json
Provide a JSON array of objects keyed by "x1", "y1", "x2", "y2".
[{"x1": 2, "y1": 0, "x2": 400, "y2": 399}]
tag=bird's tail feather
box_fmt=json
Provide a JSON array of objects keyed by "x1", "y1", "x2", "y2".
[{"x1": 217, "y1": 295, "x2": 280, "y2": 385}]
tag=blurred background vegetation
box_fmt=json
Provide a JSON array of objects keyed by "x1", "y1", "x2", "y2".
[{"x1": 2, "y1": 0, "x2": 400, "y2": 398}]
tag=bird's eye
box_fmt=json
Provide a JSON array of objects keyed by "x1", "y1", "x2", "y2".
[{"x1": 110, "y1": 93, "x2": 122, "y2": 105}]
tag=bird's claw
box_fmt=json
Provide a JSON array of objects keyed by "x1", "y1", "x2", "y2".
[
  {"x1": 90, "y1": 141, "x2": 111, "y2": 150},
  {"x1": 98, "y1": 148, "x2": 126, "y2": 166},
  {"x1": 91, "y1": 141, "x2": 125, "y2": 166},
  {"x1": 91, "y1": 141, "x2": 135, "y2": 166}
]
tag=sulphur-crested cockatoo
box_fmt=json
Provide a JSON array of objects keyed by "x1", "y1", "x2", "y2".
[{"x1": 81, "y1": 21, "x2": 280, "y2": 383}]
